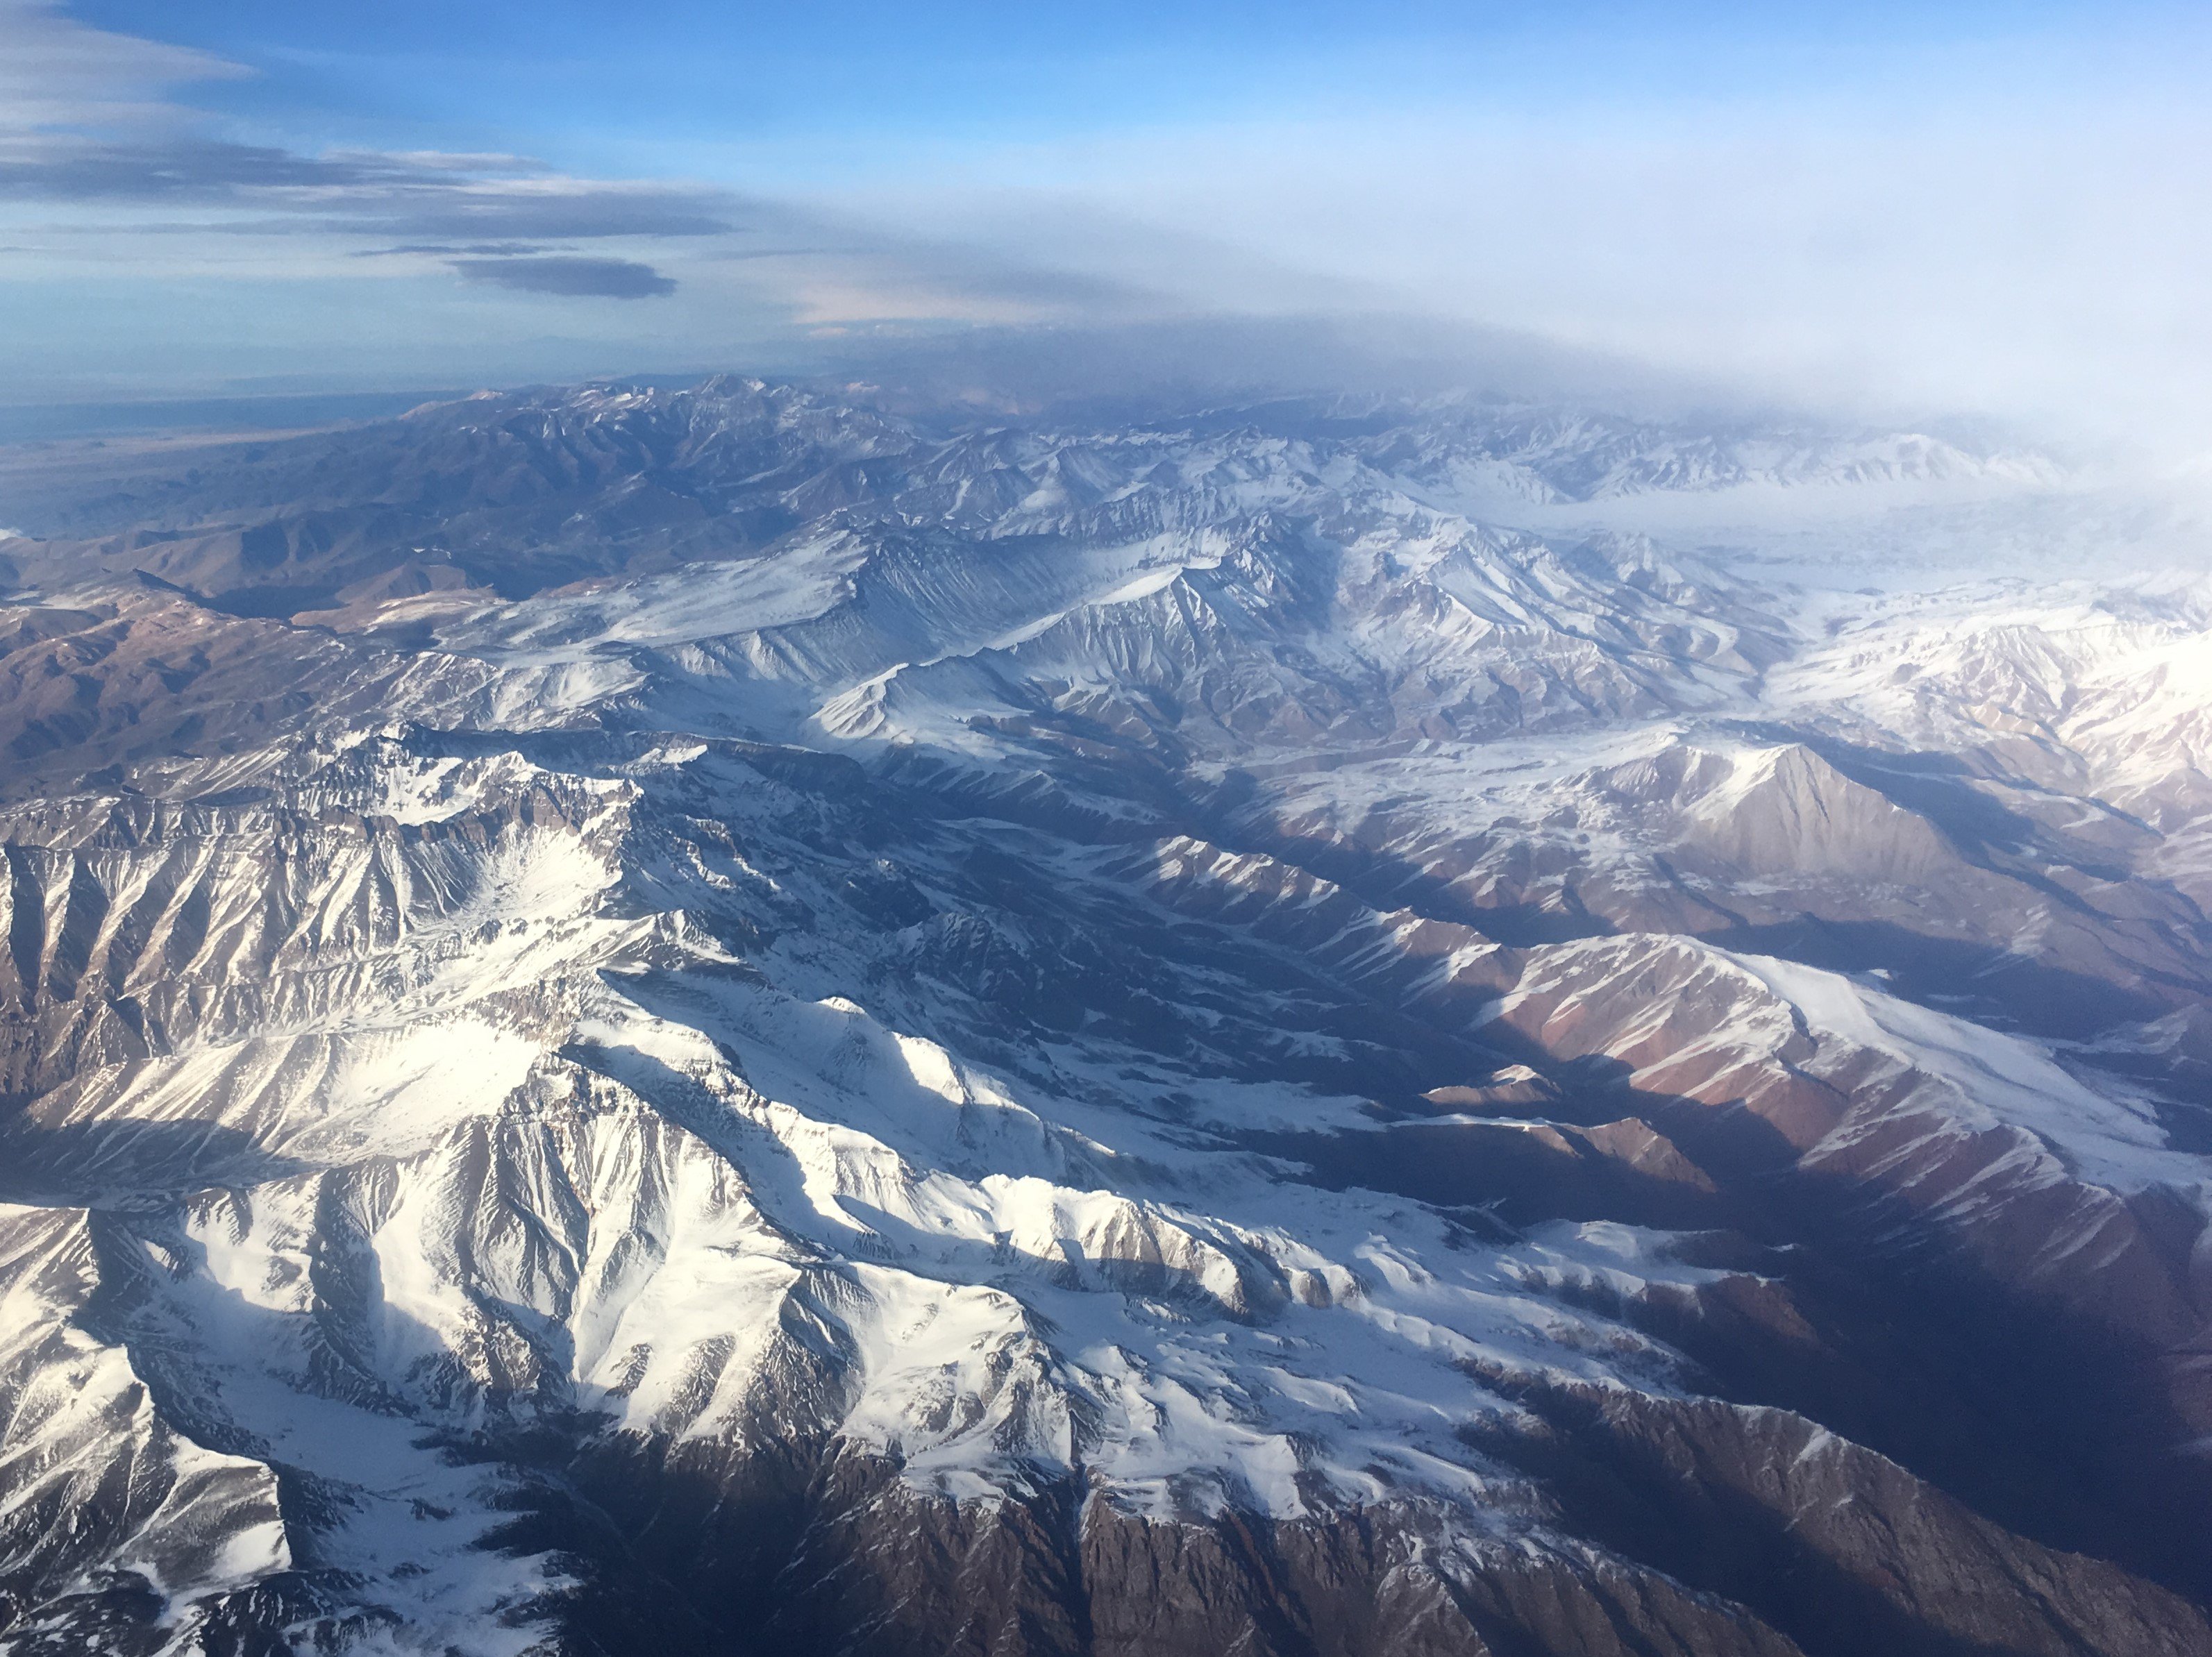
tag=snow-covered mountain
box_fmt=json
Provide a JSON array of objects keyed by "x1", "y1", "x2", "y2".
[{"x1": 0, "y1": 378, "x2": 2209, "y2": 1656}]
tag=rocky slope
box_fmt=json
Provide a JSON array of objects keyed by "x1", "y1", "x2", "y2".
[{"x1": 0, "y1": 378, "x2": 2207, "y2": 1655}]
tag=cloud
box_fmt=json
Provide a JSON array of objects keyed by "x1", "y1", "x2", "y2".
[
  {"x1": 824, "y1": 92, "x2": 2212, "y2": 446},
  {"x1": 0, "y1": 0, "x2": 243, "y2": 131},
  {"x1": 0, "y1": 2, "x2": 1193, "y2": 338},
  {"x1": 0, "y1": 133, "x2": 740, "y2": 240},
  {"x1": 0, "y1": 0, "x2": 734, "y2": 293},
  {"x1": 326, "y1": 181, "x2": 735, "y2": 242},
  {"x1": 360, "y1": 242, "x2": 547, "y2": 258},
  {"x1": 451, "y1": 255, "x2": 676, "y2": 298},
  {"x1": 31, "y1": 0, "x2": 2202, "y2": 448},
  {"x1": 0, "y1": 136, "x2": 445, "y2": 198}
]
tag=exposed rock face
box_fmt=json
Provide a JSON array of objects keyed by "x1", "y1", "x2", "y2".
[{"x1": 0, "y1": 380, "x2": 2206, "y2": 1654}]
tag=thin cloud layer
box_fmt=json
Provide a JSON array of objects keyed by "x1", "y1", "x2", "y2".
[
  {"x1": 453, "y1": 255, "x2": 677, "y2": 298},
  {"x1": 0, "y1": 137, "x2": 739, "y2": 255},
  {"x1": 0, "y1": 0, "x2": 242, "y2": 131},
  {"x1": 3, "y1": 0, "x2": 2204, "y2": 449},
  {"x1": 0, "y1": 0, "x2": 1164, "y2": 330},
  {"x1": 0, "y1": 0, "x2": 733, "y2": 294},
  {"x1": 0, "y1": 136, "x2": 736, "y2": 243}
]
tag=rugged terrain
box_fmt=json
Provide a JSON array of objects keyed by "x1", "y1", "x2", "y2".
[{"x1": 0, "y1": 377, "x2": 2209, "y2": 1655}]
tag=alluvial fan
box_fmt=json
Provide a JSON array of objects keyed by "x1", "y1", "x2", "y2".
[{"x1": 0, "y1": 377, "x2": 2209, "y2": 1655}]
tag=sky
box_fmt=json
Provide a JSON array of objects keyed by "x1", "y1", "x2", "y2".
[{"x1": 3, "y1": 1, "x2": 2209, "y2": 444}]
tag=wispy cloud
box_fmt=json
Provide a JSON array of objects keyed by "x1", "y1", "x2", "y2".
[
  {"x1": 0, "y1": 135, "x2": 740, "y2": 247},
  {"x1": 451, "y1": 255, "x2": 676, "y2": 298},
  {"x1": 0, "y1": 0, "x2": 242, "y2": 131},
  {"x1": 0, "y1": 0, "x2": 1200, "y2": 348},
  {"x1": 0, "y1": 0, "x2": 733, "y2": 294},
  {"x1": 11, "y1": 0, "x2": 2202, "y2": 447}
]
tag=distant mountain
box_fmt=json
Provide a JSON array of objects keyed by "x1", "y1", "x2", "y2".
[{"x1": 0, "y1": 380, "x2": 2205, "y2": 1657}]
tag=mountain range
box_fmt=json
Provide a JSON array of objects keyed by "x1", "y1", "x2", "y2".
[{"x1": 0, "y1": 376, "x2": 2209, "y2": 1656}]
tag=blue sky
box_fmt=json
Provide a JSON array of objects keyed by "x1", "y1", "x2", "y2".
[
  {"x1": 62, "y1": 3, "x2": 2193, "y2": 144},
  {"x1": 5, "y1": 1, "x2": 2210, "y2": 437}
]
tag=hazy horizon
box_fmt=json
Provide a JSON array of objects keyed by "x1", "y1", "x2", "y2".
[{"x1": 4, "y1": 1, "x2": 2209, "y2": 452}]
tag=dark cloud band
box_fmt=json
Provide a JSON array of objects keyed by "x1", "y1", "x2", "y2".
[
  {"x1": 450, "y1": 255, "x2": 678, "y2": 298},
  {"x1": 0, "y1": 135, "x2": 737, "y2": 243}
]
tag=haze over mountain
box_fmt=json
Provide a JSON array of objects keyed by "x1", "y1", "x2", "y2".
[
  {"x1": 4, "y1": 0, "x2": 2210, "y2": 444},
  {"x1": 1, "y1": 369, "x2": 2211, "y2": 1654}
]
